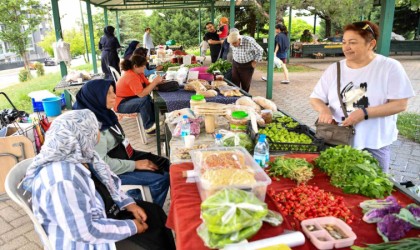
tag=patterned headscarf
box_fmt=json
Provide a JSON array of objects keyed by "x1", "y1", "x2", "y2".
[{"x1": 22, "y1": 109, "x2": 123, "y2": 202}]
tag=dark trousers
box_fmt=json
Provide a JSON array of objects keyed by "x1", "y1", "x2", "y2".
[
  {"x1": 232, "y1": 60, "x2": 254, "y2": 93},
  {"x1": 115, "y1": 201, "x2": 176, "y2": 250},
  {"x1": 210, "y1": 45, "x2": 222, "y2": 63}
]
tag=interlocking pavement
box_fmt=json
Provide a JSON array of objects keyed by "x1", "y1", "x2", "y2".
[{"x1": 0, "y1": 54, "x2": 418, "y2": 249}]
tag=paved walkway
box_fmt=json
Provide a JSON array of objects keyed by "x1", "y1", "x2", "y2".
[{"x1": 0, "y1": 55, "x2": 418, "y2": 249}]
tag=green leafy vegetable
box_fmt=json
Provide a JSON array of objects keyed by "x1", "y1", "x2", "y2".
[
  {"x1": 315, "y1": 146, "x2": 393, "y2": 198},
  {"x1": 207, "y1": 59, "x2": 232, "y2": 74},
  {"x1": 222, "y1": 133, "x2": 254, "y2": 152},
  {"x1": 161, "y1": 62, "x2": 179, "y2": 71},
  {"x1": 351, "y1": 238, "x2": 420, "y2": 250},
  {"x1": 268, "y1": 157, "x2": 313, "y2": 184}
]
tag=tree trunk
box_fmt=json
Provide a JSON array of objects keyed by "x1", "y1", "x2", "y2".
[
  {"x1": 325, "y1": 17, "x2": 332, "y2": 38},
  {"x1": 248, "y1": 11, "x2": 257, "y2": 37}
]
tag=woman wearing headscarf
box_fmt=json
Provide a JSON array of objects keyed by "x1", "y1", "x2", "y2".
[
  {"x1": 99, "y1": 26, "x2": 121, "y2": 79},
  {"x1": 124, "y1": 40, "x2": 140, "y2": 60},
  {"x1": 21, "y1": 110, "x2": 175, "y2": 249},
  {"x1": 73, "y1": 79, "x2": 170, "y2": 207}
]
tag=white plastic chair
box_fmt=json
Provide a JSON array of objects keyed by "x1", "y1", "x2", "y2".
[
  {"x1": 109, "y1": 65, "x2": 148, "y2": 145},
  {"x1": 5, "y1": 158, "x2": 54, "y2": 250}
]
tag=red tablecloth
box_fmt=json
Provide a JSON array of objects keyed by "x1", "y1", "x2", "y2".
[{"x1": 166, "y1": 154, "x2": 419, "y2": 250}]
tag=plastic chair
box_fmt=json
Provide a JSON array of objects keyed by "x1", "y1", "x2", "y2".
[
  {"x1": 120, "y1": 185, "x2": 153, "y2": 203},
  {"x1": 4, "y1": 158, "x2": 54, "y2": 250},
  {"x1": 109, "y1": 65, "x2": 148, "y2": 145}
]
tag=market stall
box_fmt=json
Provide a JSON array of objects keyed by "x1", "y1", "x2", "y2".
[{"x1": 166, "y1": 155, "x2": 420, "y2": 249}]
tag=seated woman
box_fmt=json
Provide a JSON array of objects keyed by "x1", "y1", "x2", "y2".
[
  {"x1": 124, "y1": 40, "x2": 140, "y2": 60},
  {"x1": 300, "y1": 29, "x2": 314, "y2": 43},
  {"x1": 132, "y1": 47, "x2": 163, "y2": 77},
  {"x1": 115, "y1": 55, "x2": 163, "y2": 134},
  {"x1": 73, "y1": 79, "x2": 170, "y2": 207},
  {"x1": 21, "y1": 110, "x2": 175, "y2": 250}
]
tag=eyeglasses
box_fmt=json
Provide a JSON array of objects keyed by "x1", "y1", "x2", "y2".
[{"x1": 353, "y1": 22, "x2": 376, "y2": 38}]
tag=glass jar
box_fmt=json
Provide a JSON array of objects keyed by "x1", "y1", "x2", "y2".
[
  {"x1": 230, "y1": 111, "x2": 249, "y2": 132},
  {"x1": 190, "y1": 94, "x2": 206, "y2": 110},
  {"x1": 261, "y1": 109, "x2": 273, "y2": 124}
]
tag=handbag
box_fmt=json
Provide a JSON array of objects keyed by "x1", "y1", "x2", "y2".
[
  {"x1": 315, "y1": 62, "x2": 355, "y2": 145},
  {"x1": 157, "y1": 80, "x2": 179, "y2": 92}
]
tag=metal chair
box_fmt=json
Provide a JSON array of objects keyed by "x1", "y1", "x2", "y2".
[
  {"x1": 109, "y1": 65, "x2": 148, "y2": 145},
  {"x1": 5, "y1": 158, "x2": 54, "y2": 250}
]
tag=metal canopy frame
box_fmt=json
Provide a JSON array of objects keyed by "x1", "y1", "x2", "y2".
[{"x1": 82, "y1": 0, "x2": 215, "y2": 11}]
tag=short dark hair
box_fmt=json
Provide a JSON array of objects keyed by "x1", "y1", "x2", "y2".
[
  {"x1": 205, "y1": 22, "x2": 214, "y2": 26},
  {"x1": 120, "y1": 55, "x2": 147, "y2": 71},
  {"x1": 344, "y1": 21, "x2": 379, "y2": 41},
  {"x1": 133, "y1": 47, "x2": 148, "y2": 57},
  {"x1": 145, "y1": 27, "x2": 151, "y2": 32}
]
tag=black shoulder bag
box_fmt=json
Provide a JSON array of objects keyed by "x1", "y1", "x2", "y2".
[{"x1": 315, "y1": 62, "x2": 355, "y2": 145}]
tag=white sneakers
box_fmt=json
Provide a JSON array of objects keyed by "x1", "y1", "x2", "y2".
[{"x1": 261, "y1": 76, "x2": 290, "y2": 84}]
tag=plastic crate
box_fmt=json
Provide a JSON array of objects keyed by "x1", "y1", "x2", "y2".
[
  {"x1": 251, "y1": 125, "x2": 324, "y2": 153},
  {"x1": 31, "y1": 94, "x2": 66, "y2": 112}
]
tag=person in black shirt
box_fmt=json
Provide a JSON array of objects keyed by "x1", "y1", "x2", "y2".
[
  {"x1": 204, "y1": 22, "x2": 222, "y2": 63},
  {"x1": 99, "y1": 26, "x2": 121, "y2": 80}
]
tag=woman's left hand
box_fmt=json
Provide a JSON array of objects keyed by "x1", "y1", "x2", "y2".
[
  {"x1": 342, "y1": 109, "x2": 364, "y2": 127},
  {"x1": 125, "y1": 203, "x2": 147, "y2": 222}
]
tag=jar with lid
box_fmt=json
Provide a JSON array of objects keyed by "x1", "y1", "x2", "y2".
[
  {"x1": 190, "y1": 94, "x2": 206, "y2": 111},
  {"x1": 230, "y1": 111, "x2": 249, "y2": 132},
  {"x1": 261, "y1": 109, "x2": 273, "y2": 124}
]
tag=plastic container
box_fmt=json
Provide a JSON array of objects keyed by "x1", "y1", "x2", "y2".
[
  {"x1": 190, "y1": 94, "x2": 206, "y2": 110},
  {"x1": 254, "y1": 135, "x2": 268, "y2": 168},
  {"x1": 301, "y1": 217, "x2": 357, "y2": 249},
  {"x1": 42, "y1": 97, "x2": 62, "y2": 117},
  {"x1": 230, "y1": 111, "x2": 249, "y2": 132},
  {"x1": 214, "y1": 133, "x2": 223, "y2": 146},
  {"x1": 190, "y1": 147, "x2": 272, "y2": 201},
  {"x1": 261, "y1": 109, "x2": 273, "y2": 124},
  {"x1": 189, "y1": 66, "x2": 214, "y2": 82}
]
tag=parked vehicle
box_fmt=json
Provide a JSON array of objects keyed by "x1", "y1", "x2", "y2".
[{"x1": 44, "y1": 58, "x2": 57, "y2": 66}]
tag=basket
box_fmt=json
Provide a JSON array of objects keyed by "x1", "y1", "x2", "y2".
[
  {"x1": 312, "y1": 53, "x2": 325, "y2": 59},
  {"x1": 251, "y1": 125, "x2": 324, "y2": 153}
]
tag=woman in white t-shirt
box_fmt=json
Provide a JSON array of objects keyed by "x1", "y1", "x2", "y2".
[{"x1": 310, "y1": 21, "x2": 415, "y2": 172}]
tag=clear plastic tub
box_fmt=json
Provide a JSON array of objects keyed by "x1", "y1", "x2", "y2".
[
  {"x1": 190, "y1": 147, "x2": 272, "y2": 201},
  {"x1": 301, "y1": 217, "x2": 357, "y2": 249}
]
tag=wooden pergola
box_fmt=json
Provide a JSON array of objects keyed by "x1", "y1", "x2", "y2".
[{"x1": 49, "y1": 0, "x2": 396, "y2": 99}]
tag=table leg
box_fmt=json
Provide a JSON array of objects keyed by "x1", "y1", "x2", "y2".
[
  {"x1": 64, "y1": 90, "x2": 73, "y2": 110},
  {"x1": 155, "y1": 101, "x2": 161, "y2": 156}
]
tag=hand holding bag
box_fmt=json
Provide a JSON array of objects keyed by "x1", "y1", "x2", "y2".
[{"x1": 315, "y1": 62, "x2": 355, "y2": 145}]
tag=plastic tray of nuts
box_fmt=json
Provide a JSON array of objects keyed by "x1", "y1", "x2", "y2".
[{"x1": 301, "y1": 216, "x2": 357, "y2": 249}]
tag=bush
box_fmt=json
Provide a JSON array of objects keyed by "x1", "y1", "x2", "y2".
[
  {"x1": 35, "y1": 62, "x2": 45, "y2": 76},
  {"x1": 18, "y1": 69, "x2": 32, "y2": 82}
]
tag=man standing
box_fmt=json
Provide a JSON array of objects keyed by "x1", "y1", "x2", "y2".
[
  {"x1": 204, "y1": 22, "x2": 222, "y2": 63},
  {"x1": 143, "y1": 27, "x2": 154, "y2": 55},
  {"x1": 227, "y1": 29, "x2": 263, "y2": 92}
]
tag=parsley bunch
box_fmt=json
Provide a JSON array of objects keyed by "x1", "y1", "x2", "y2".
[{"x1": 315, "y1": 145, "x2": 393, "y2": 198}]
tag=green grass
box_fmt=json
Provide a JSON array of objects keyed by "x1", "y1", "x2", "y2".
[
  {"x1": 0, "y1": 64, "x2": 96, "y2": 113},
  {"x1": 256, "y1": 63, "x2": 318, "y2": 73},
  {"x1": 397, "y1": 112, "x2": 420, "y2": 143}
]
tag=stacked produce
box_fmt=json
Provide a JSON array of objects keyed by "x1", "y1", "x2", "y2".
[
  {"x1": 315, "y1": 145, "x2": 393, "y2": 198},
  {"x1": 206, "y1": 59, "x2": 232, "y2": 75},
  {"x1": 220, "y1": 131, "x2": 254, "y2": 153},
  {"x1": 258, "y1": 123, "x2": 318, "y2": 152},
  {"x1": 359, "y1": 196, "x2": 420, "y2": 242},
  {"x1": 268, "y1": 157, "x2": 314, "y2": 185},
  {"x1": 268, "y1": 185, "x2": 353, "y2": 223},
  {"x1": 275, "y1": 115, "x2": 300, "y2": 129},
  {"x1": 197, "y1": 188, "x2": 268, "y2": 248}
]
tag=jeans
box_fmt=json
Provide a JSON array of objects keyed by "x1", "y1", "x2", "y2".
[
  {"x1": 119, "y1": 171, "x2": 170, "y2": 207},
  {"x1": 364, "y1": 145, "x2": 391, "y2": 173},
  {"x1": 117, "y1": 95, "x2": 155, "y2": 130}
]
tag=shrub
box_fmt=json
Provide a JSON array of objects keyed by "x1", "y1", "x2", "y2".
[
  {"x1": 35, "y1": 62, "x2": 45, "y2": 76},
  {"x1": 18, "y1": 69, "x2": 32, "y2": 82}
]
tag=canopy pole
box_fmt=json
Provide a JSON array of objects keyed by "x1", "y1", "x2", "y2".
[
  {"x1": 50, "y1": 0, "x2": 67, "y2": 77},
  {"x1": 266, "y1": 0, "x2": 276, "y2": 99},
  {"x1": 287, "y1": 6, "x2": 292, "y2": 63},
  {"x1": 86, "y1": 0, "x2": 98, "y2": 73},
  {"x1": 199, "y1": 8, "x2": 202, "y2": 44},
  {"x1": 230, "y1": 0, "x2": 235, "y2": 29},
  {"x1": 80, "y1": 1, "x2": 89, "y2": 62},
  {"x1": 377, "y1": 0, "x2": 395, "y2": 56},
  {"x1": 313, "y1": 14, "x2": 317, "y2": 35},
  {"x1": 104, "y1": 7, "x2": 108, "y2": 27},
  {"x1": 115, "y1": 11, "x2": 121, "y2": 43}
]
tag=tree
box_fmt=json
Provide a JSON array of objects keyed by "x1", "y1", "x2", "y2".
[
  {"x1": 64, "y1": 28, "x2": 86, "y2": 58},
  {"x1": 0, "y1": 0, "x2": 48, "y2": 70},
  {"x1": 37, "y1": 30, "x2": 55, "y2": 57}
]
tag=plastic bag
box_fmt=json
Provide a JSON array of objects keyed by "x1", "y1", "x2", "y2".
[
  {"x1": 253, "y1": 96, "x2": 277, "y2": 112},
  {"x1": 219, "y1": 129, "x2": 254, "y2": 152},
  {"x1": 274, "y1": 57, "x2": 283, "y2": 68},
  {"x1": 263, "y1": 210, "x2": 284, "y2": 226},
  {"x1": 197, "y1": 221, "x2": 262, "y2": 249},
  {"x1": 200, "y1": 188, "x2": 268, "y2": 234},
  {"x1": 173, "y1": 116, "x2": 203, "y2": 136}
]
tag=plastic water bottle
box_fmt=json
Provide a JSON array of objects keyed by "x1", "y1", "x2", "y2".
[
  {"x1": 262, "y1": 134, "x2": 270, "y2": 164},
  {"x1": 180, "y1": 115, "x2": 190, "y2": 138},
  {"x1": 254, "y1": 134, "x2": 269, "y2": 168},
  {"x1": 215, "y1": 133, "x2": 223, "y2": 147}
]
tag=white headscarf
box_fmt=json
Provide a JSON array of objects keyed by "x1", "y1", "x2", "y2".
[{"x1": 22, "y1": 109, "x2": 123, "y2": 202}]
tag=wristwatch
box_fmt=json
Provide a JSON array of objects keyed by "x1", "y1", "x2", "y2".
[{"x1": 361, "y1": 107, "x2": 369, "y2": 120}]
